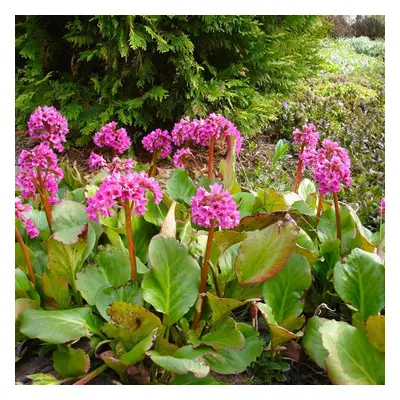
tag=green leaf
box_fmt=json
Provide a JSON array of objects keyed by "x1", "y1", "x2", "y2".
[
  {"x1": 313, "y1": 239, "x2": 341, "y2": 282},
  {"x1": 15, "y1": 268, "x2": 30, "y2": 293},
  {"x1": 120, "y1": 329, "x2": 157, "y2": 365},
  {"x1": 52, "y1": 200, "x2": 88, "y2": 245},
  {"x1": 255, "y1": 188, "x2": 289, "y2": 213},
  {"x1": 334, "y1": 248, "x2": 385, "y2": 320},
  {"x1": 366, "y1": 315, "x2": 385, "y2": 353},
  {"x1": 26, "y1": 373, "x2": 63, "y2": 385},
  {"x1": 96, "y1": 281, "x2": 143, "y2": 320},
  {"x1": 317, "y1": 205, "x2": 356, "y2": 255},
  {"x1": 302, "y1": 316, "x2": 329, "y2": 369},
  {"x1": 143, "y1": 192, "x2": 169, "y2": 226},
  {"x1": 146, "y1": 351, "x2": 210, "y2": 378},
  {"x1": 53, "y1": 347, "x2": 90, "y2": 378},
  {"x1": 298, "y1": 179, "x2": 316, "y2": 201},
  {"x1": 201, "y1": 318, "x2": 245, "y2": 350},
  {"x1": 82, "y1": 221, "x2": 103, "y2": 264},
  {"x1": 130, "y1": 215, "x2": 158, "y2": 263},
  {"x1": 320, "y1": 320, "x2": 385, "y2": 384},
  {"x1": 232, "y1": 192, "x2": 256, "y2": 219},
  {"x1": 76, "y1": 266, "x2": 110, "y2": 306},
  {"x1": 42, "y1": 272, "x2": 71, "y2": 309},
  {"x1": 234, "y1": 217, "x2": 299, "y2": 284},
  {"x1": 203, "y1": 323, "x2": 263, "y2": 374},
  {"x1": 19, "y1": 308, "x2": 102, "y2": 344},
  {"x1": 48, "y1": 238, "x2": 87, "y2": 286},
  {"x1": 291, "y1": 200, "x2": 314, "y2": 216},
  {"x1": 142, "y1": 235, "x2": 200, "y2": 324},
  {"x1": 102, "y1": 302, "x2": 161, "y2": 349},
  {"x1": 235, "y1": 212, "x2": 286, "y2": 232},
  {"x1": 170, "y1": 372, "x2": 224, "y2": 385},
  {"x1": 218, "y1": 243, "x2": 241, "y2": 286},
  {"x1": 207, "y1": 292, "x2": 245, "y2": 326},
  {"x1": 166, "y1": 168, "x2": 196, "y2": 205},
  {"x1": 97, "y1": 247, "x2": 130, "y2": 288},
  {"x1": 262, "y1": 254, "x2": 311, "y2": 324}
]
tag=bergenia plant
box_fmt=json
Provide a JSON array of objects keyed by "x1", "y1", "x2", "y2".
[
  {"x1": 292, "y1": 123, "x2": 319, "y2": 192},
  {"x1": 305, "y1": 139, "x2": 352, "y2": 240},
  {"x1": 142, "y1": 128, "x2": 173, "y2": 177},
  {"x1": 172, "y1": 147, "x2": 195, "y2": 169},
  {"x1": 15, "y1": 142, "x2": 63, "y2": 231},
  {"x1": 15, "y1": 197, "x2": 39, "y2": 286},
  {"x1": 27, "y1": 105, "x2": 69, "y2": 152},
  {"x1": 94, "y1": 121, "x2": 131, "y2": 158},
  {"x1": 190, "y1": 183, "x2": 240, "y2": 329},
  {"x1": 86, "y1": 171, "x2": 162, "y2": 280},
  {"x1": 88, "y1": 152, "x2": 135, "y2": 174}
]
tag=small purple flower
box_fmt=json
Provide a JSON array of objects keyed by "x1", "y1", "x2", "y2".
[
  {"x1": 142, "y1": 129, "x2": 173, "y2": 159},
  {"x1": 94, "y1": 122, "x2": 131, "y2": 154},
  {"x1": 378, "y1": 198, "x2": 385, "y2": 215},
  {"x1": 15, "y1": 197, "x2": 39, "y2": 238},
  {"x1": 173, "y1": 148, "x2": 194, "y2": 168}
]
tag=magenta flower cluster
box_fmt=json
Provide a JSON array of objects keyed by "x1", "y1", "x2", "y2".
[
  {"x1": 86, "y1": 171, "x2": 162, "y2": 221},
  {"x1": 191, "y1": 183, "x2": 241, "y2": 229},
  {"x1": 27, "y1": 106, "x2": 69, "y2": 152},
  {"x1": 378, "y1": 198, "x2": 385, "y2": 215},
  {"x1": 142, "y1": 129, "x2": 173, "y2": 159},
  {"x1": 15, "y1": 197, "x2": 39, "y2": 239},
  {"x1": 94, "y1": 122, "x2": 131, "y2": 154},
  {"x1": 304, "y1": 139, "x2": 352, "y2": 195},
  {"x1": 16, "y1": 143, "x2": 63, "y2": 205},
  {"x1": 292, "y1": 123, "x2": 320, "y2": 149},
  {"x1": 171, "y1": 113, "x2": 243, "y2": 154},
  {"x1": 173, "y1": 148, "x2": 194, "y2": 168},
  {"x1": 88, "y1": 152, "x2": 134, "y2": 174}
]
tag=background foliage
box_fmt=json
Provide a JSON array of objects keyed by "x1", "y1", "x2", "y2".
[{"x1": 16, "y1": 15, "x2": 328, "y2": 145}]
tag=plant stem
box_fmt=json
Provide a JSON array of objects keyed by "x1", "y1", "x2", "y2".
[
  {"x1": 315, "y1": 193, "x2": 324, "y2": 228},
  {"x1": 149, "y1": 150, "x2": 159, "y2": 177},
  {"x1": 36, "y1": 168, "x2": 53, "y2": 232},
  {"x1": 124, "y1": 202, "x2": 137, "y2": 281},
  {"x1": 293, "y1": 143, "x2": 305, "y2": 192},
  {"x1": 333, "y1": 192, "x2": 342, "y2": 242},
  {"x1": 112, "y1": 148, "x2": 117, "y2": 159},
  {"x1": 71, "y1": 277, "x2": 83, "y2": 307},
  {"x1": 192, "y1": 218, "x2": 216, "y2": 330},
  {"x1": 73, "y1": 364, "x2": 108, "y2": 385},
  {"x1": 379, "y1": 211, "x2": 383, "y2": 242},
  {"x1": 15, "y1": 225, "x2": 36, "y2": 287},
  {"x1": 207, "y1": 137, "x2": 215, "y2": 178}
]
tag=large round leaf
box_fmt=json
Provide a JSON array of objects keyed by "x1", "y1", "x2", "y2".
[
  {"x1": 334, "y1": 248, "x2": 384, "y2": 321},
  {"x1": 302, "y1": 316, "x2": 329, "y2": 369},
  {"x1": 166, "y1": 168, "x2": 196, "y2": 205},
  {"x1": 142, "y1": 235, "x2": 200, "y2": 324},
  {"x1": 320, "y1": 320, "x2": 385, "y2": 385},
  {"x1": 52, "y1": 200, "x2": 88, "y2": 245},
  {"x1": 234, "y1": 217, "x2": 299, "y2": 284},
  {"x1": 53, "y1": 347, "x2": 90, "y2": 378},
  {"x1": 262, "y1": 254, "x2": 311, "y2": 324}
]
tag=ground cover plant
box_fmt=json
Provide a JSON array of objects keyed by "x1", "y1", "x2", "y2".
[{"x1": 15, "y1": 106, "x2": 385, "y2": 385}]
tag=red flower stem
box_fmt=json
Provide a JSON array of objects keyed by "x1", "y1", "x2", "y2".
[
  {"x1": 15, "y1": 225, "x2": 36, "y2": 287},
  {"x1": 192, "y1": 218, "x2": 216, "y2": 330},
  {"x1": 293, "y1": 143, "x2": 305, "y2": 192},
  {"x1": 112, "y1": 149, "x2": 117, "y2": 159},
  {"x1": 124, "y1": 201, "x2": 137, "y2": 281},
  {"x1": 149, "y1": 150, "x2": 159, "y2": 177},
  {"x1": 207, "y1": 137, "x2": 215, "y2": 179},
  {"x1": 73, "y1": 364, "x2": 108, "y2": 385},
  {"x1": 36, "y1": 167, "x2": 53, "y2": 232},
  {"x1": 333, "y1": 192, "x2": 342, "y2": 242},
  {"x1": 315, "y1": 193, "x2": 324, "y2": 228}
]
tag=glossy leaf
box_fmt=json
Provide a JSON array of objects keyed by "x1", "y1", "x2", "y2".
[
  {"x1": 255, "y1": 188, "x2": 289, "y2": 213},
  {"x1": 166, "y1": 168, "x2": 196, "y2": 205},
  {"x1": 298, "y1": 179, "x2": 316, "y2": 202},
  {"x1": 207, "y1": 292, "x2": 245, "y2": 326},
  {"x1": 76, "y1": 266, "x2": 110, "y2": 306},
  {"x1": 53, "y1": 346, "x2": 90, "y2": 378},
  {"x1": 26, "y1": 373, "x2": 63, "y2": 385},
  {"x1": 302, "y1": 316, "x2": 329, "y2": 369},
  {"x1": 235, "y1": 217, "x2": 299, "y2": 284},
  {"x1": 52, "y1": 200, "x2": 88, "y2": 245},
  {"x1": 366, "y1": 315, "x2": 385, "y2": 353},
  {"x1": 320, "y1": 320, "x2": 385, "y2": 384},
  {"x1": 235, "y1": 212, "x2": 286, "y2": 232},
  {"x1": 170, "y1": 372, "x2": 224, "y2": 385},
  {"x1": 19, "y1": 307, "x2": 102, "y2": 344},
  {"x1": 334, "y1": 248, "x2": 385, "y2": 320},
  {"x1": 97, "y1": 247, "x2": 131, "y2": 288},
  {"x1": 120, "y1": 329, "x2": 157, "y2": 365},
  {"x1": 142, "y1": 235, "x2": 200, "y2": 324},
  {"x1": 232, "y1": 192, "x2": 256, "y2": 219},
  {"x1": 42, "y1": 272, "x2": 71, "y2": 309},
  {"x1": 201, "y1": 318, "x2": 245, "y2": 350},
  {"x1": 262, "y1": 254, "x2": 311, "y2": 324}
]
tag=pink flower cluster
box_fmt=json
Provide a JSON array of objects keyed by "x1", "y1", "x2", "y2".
[
  {"x1": 378, "y1": 198, "x2": 385, "y2": 215},
  {"x1": 292, "y1": 123, "x2": 320, "y2": 149},
  {"x1": 191, "y1": 183, "x2": 241, "y2": 229},
  {"x1": 173, "y1": 148, "x2": 194, "y2": 168},
  {"x1": 88, "y1": 152, "x2": 134, "y2": 174},
  {"x1": 15, "y1": 197, "x2": 39, "y2": 238},
  {"x1": 304, "y1": 139, "x2": 352, "y2": 195},
  {"x1": 171, "y1": 114, "x2": 243, "y2": 154},
  {"x1": 142, "y1": 129, "x2": 173, "y2": 159},
  {"x1": 27, "y1": 106, "x2": 69, "y2": 152},
  {"x1": 16, "y1": 143, "x2": 63, "y2": 205},
  {"x1": 94, "y1": 122, "x2": 131, "y2": 154},
  {"x1": 86, "y1": 171, "x2": 162, "y2": 221}
]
